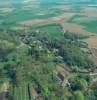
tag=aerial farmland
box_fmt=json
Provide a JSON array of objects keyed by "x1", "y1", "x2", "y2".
[{"x1": 0, "y1": 0, "x2": 97, "y2": 100}]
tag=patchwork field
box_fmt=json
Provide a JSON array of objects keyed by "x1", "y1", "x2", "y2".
[
  {"x1": 0, "y1": 0, "x2": 96, "y2": 37},
  {"x1": 0, "y1": 0, "x2": 97, "y2": 48},
  {"x1": 0, "y1": 1, "x2": 97, "y2": 47}
]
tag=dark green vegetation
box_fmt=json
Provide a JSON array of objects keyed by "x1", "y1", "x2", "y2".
[{"x1": 0, "y1": 28, "x2": 96, "y2": 100}]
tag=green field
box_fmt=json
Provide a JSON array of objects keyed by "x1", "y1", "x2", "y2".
[{"x1": 31, "y1": 24, "x2": 63, "y2": 39}]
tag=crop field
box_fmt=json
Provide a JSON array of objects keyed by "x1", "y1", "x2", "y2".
[{"x1": 68, "y1": 15, "x2": 97, "y2": 33}]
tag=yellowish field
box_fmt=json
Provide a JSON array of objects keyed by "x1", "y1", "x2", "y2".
[{"x1": 83, "y1": 36, "x2": 97, "y2": 47}]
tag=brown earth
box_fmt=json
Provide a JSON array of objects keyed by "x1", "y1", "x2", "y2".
[
  {"x1": 83, "y1": 36, "x2": 97, "y2": 47},
  {"x1": 91, "y1": 48, "x2": 97, "y2": 65}
]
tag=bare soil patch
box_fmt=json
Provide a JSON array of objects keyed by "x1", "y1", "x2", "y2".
[
  {"x1": 83, "y1": 36, "x2": 97, "y2": 47},
  {"x1": 92, "y1": 48, "x2": 97, "y2": 56},
  {"x1": 91, "y1": 48, "x2": 97, "y2": 65}
]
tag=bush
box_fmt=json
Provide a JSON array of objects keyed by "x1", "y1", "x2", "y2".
[{"x1": 73, "y1": 91, "x2": 85, "y2": 100}]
